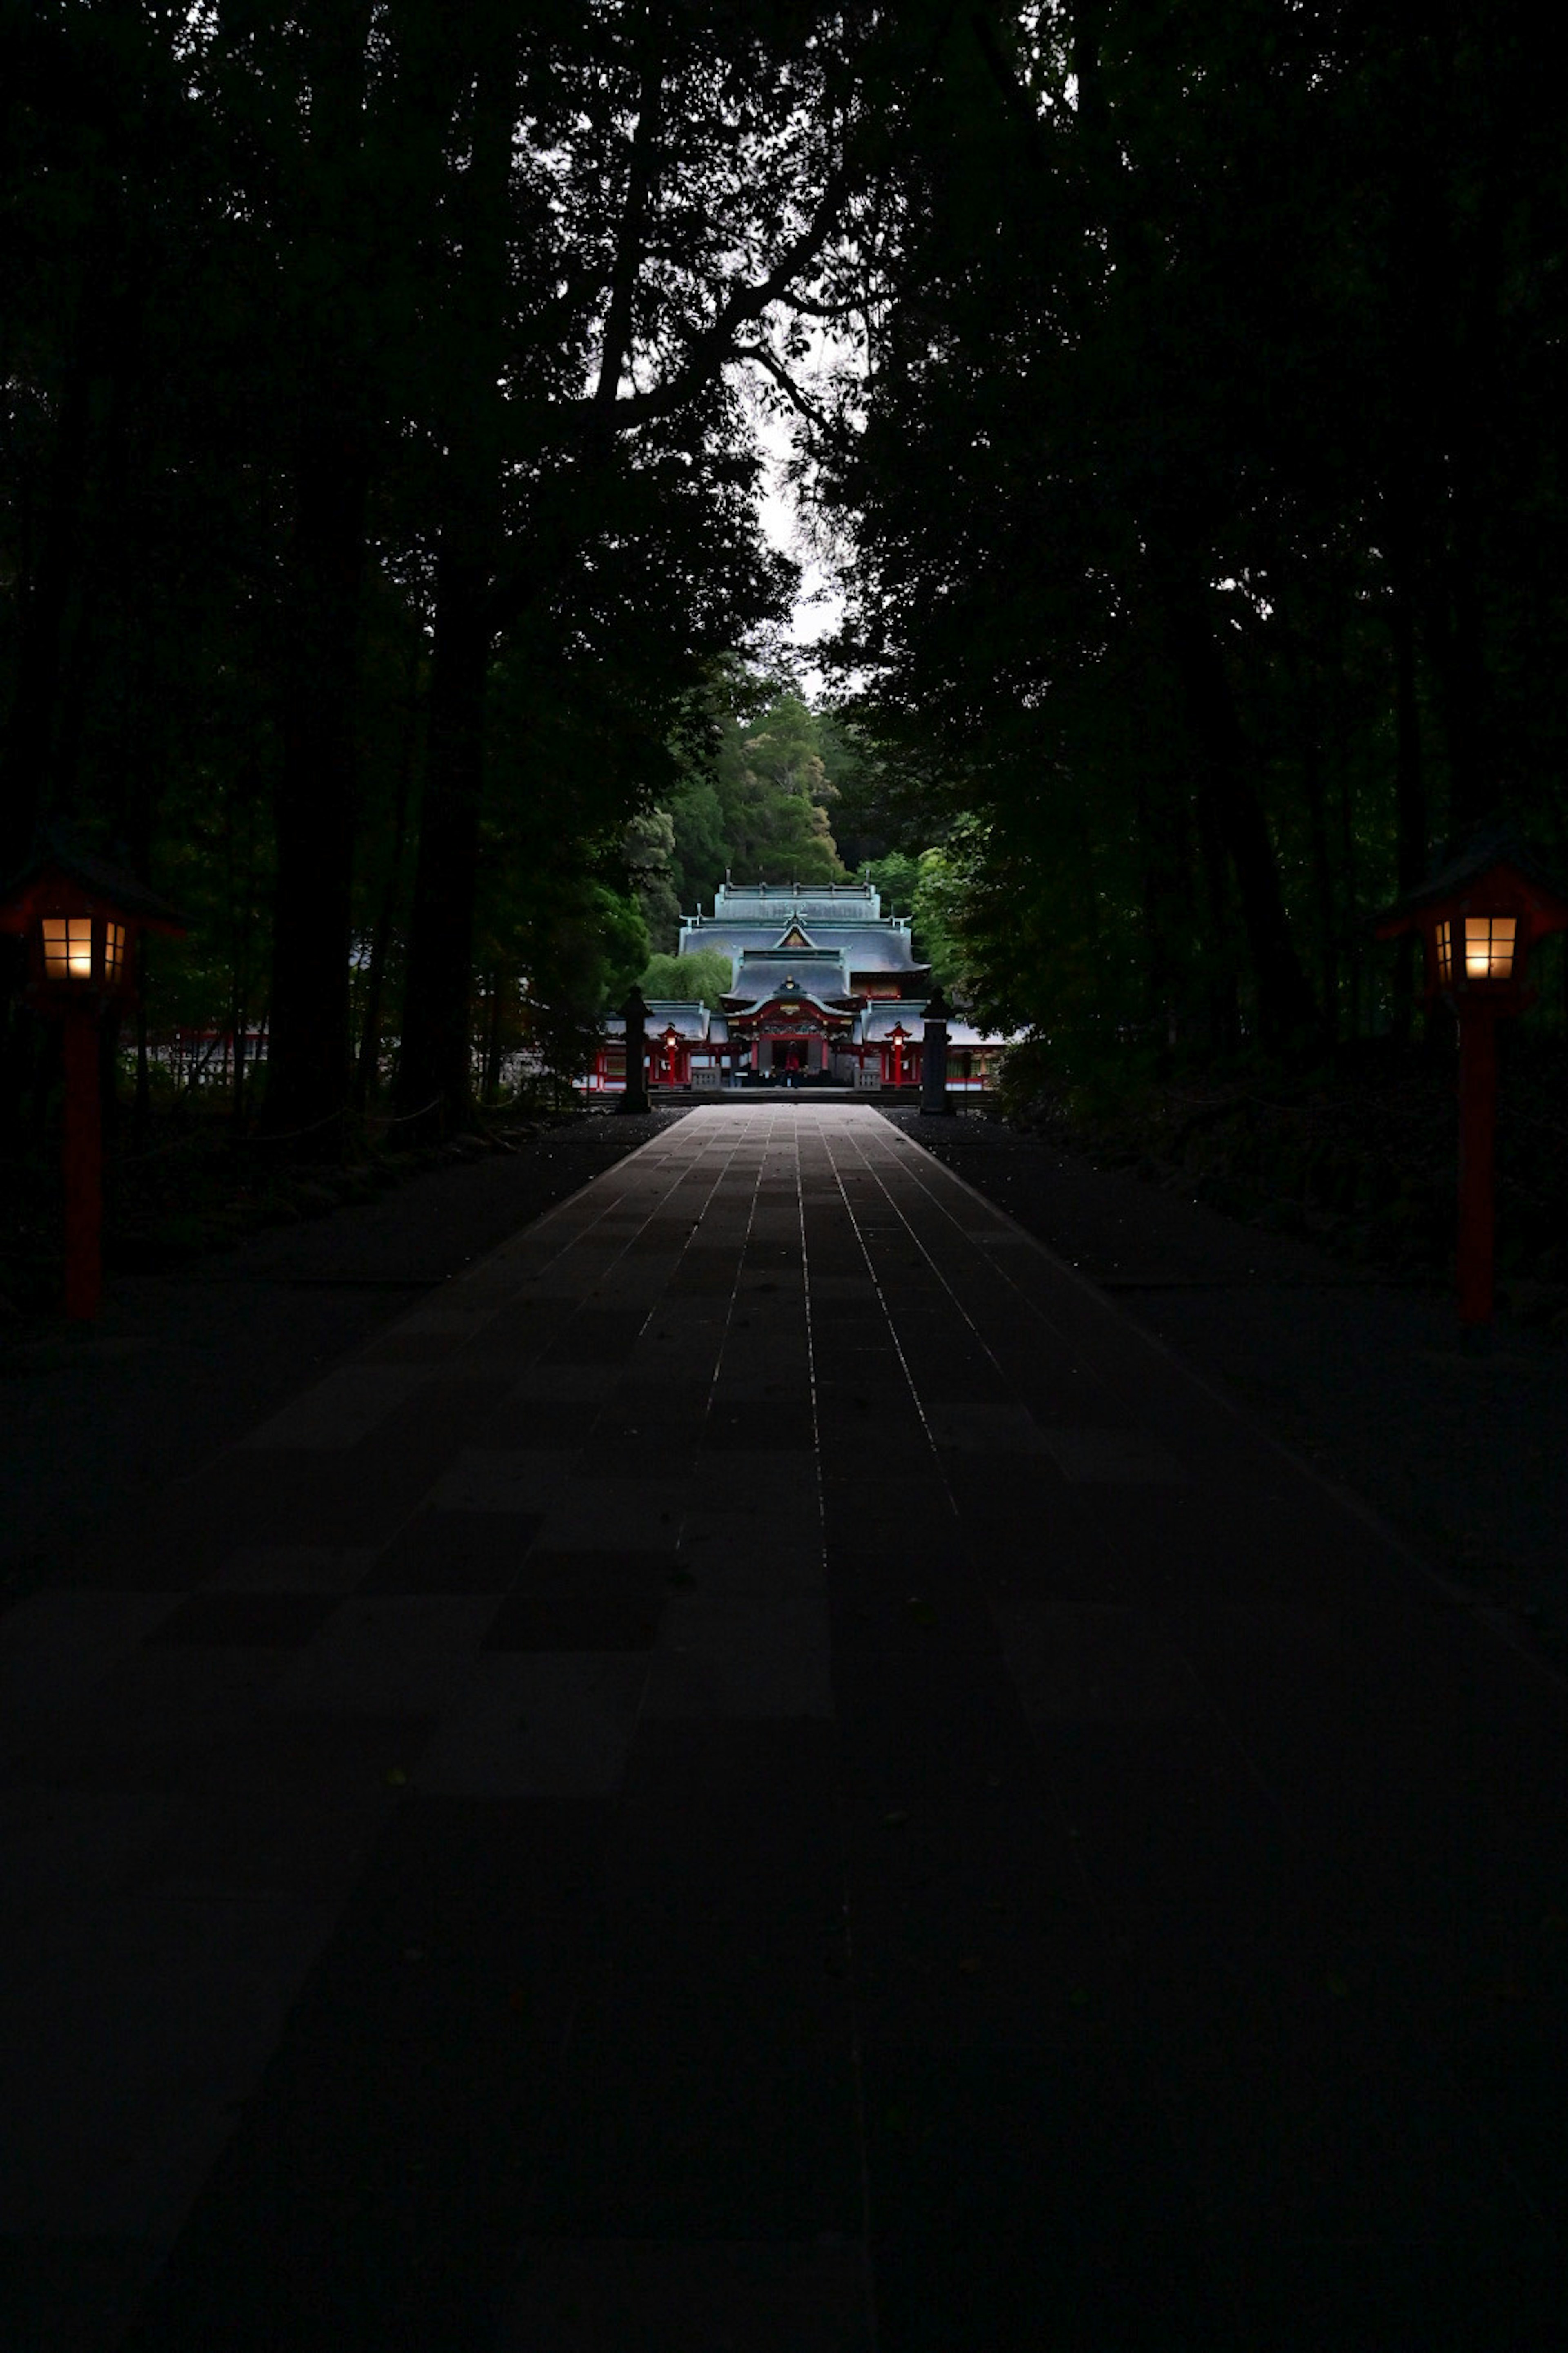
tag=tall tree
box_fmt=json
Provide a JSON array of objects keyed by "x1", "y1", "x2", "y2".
[
  {"x1": 806, "y1": 1, "x2": 1568, "y2": 1061},
  {"x1": 394, "y1": 4, "x2": 519, "y2": 1127},
  {"x1": 394, "y1": 3, "x2": 882, "y2": 1125}
]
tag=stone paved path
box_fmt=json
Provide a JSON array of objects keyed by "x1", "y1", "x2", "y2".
[{"x1": 3, "y1": 1104, "x2": 1566, "y2": 2348}]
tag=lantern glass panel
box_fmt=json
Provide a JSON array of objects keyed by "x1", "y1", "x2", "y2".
[
  {"x1": 1435, "y1": 919, "x2": 1452, "y2": 985},
  {"x1": 42, "y1": 918, "x2": 94, "y2": 979},
  {"x1": 1464, "y1": 915, "x2": 1516, "y2": 980}
]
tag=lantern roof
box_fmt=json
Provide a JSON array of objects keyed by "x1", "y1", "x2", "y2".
[
  {"x1": 606, "y1": 1000, "x2": 715, "y2": 1041},
  {"x1": 1375, "y1": 824, "x2": 1568, "y2": 938},
  {"x1": 0, "y1": 824, "x2": 187, "y2": 936}
]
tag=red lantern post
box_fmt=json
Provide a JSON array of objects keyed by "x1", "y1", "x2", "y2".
[
  {"x1": 1377, "y1": 833, "x2": 1568, "y2": 1341},
  {"x1": 0, "y1": 835, "x2": 185, "y2": 1319}
]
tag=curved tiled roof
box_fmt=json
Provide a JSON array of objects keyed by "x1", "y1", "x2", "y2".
[
  {"x1": 728, "y1": 956, "x2": 853, "y2": 1002},
  {"x1": 726, "y1": 989, "x2": 853, "y2": 1022},
  {"x1": 606, "y1": 1001, "x2": 716, "y2": 1041},
  {"x1": 679, "y1": 919, "x2": 925, "y2": 975}
]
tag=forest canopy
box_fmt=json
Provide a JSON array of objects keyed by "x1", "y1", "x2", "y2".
[
  {"x1": 801, "y1": 0, "x2": 1568, "y2": 1070},
  {"x1": 2, "y1": 0, "x2": 1564, "y2": 1147}
]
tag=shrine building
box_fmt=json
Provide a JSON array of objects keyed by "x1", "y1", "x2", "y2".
[{"x1": 584, "y1": 878, "x2": 1012, "y2": 1096}]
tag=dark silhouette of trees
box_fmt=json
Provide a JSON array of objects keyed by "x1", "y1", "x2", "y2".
[
  {"x1": 807, "y1": 1, "x2": 1568, "y2": 1063},
  {"x1": 391, "y1": 3, "x2": 882, "y2": 1125},
  {"x1": 3, "y1": 0, "x2": 1564, "y2": 1159},
  {"x1": 0, "y1": 1, "x2": 882, "y2": 1142}
]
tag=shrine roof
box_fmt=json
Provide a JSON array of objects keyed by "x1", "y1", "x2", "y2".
[
  {"x1": 725, "y1": 986, "x2": 853, "y2": 1021},
  {"x1": 647, "y1": 1000, "x2": 716, "y2": 1040},
  {"x1": 847, "y1": 945, "x2": 928, "y2": 972},
  {"x1": 848, "y1": 1003, "x2": 1017, "y2": 1047},
  {"x1": 604, "y1": 1001, "x2": 716, "y2": 1041},
  {"x1": 679, "y1": 896, "x2": 925, "y2": 961},
  {"x1": 735, "y1": 941, "x2": 844, "y2": 965},
  {"x1": 711, "y1": 880, "x2": 887, "y2": 924},
  {"x1": 946, "y1": 1018, "x2": 1018, "y2": 1047},
  {"x1": 681, "y1": 923, "x2": 919, "y2": 970},
  {"x1": 858, "y1": 999, "x2": 935, "y2": 1042},
  {"x1": 732, "y1": 953, "x2": 848, "y2": 991}
]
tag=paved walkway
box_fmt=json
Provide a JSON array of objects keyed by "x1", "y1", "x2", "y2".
[{"x1": 3, "y1": 1104, "x2": 1565, "y2": 2348}]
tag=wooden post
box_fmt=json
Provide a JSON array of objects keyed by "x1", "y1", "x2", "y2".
[
  {"x1": 618, "y1": 986, "x2": 649, "y2": 1114},
  {"x1": 921, "y1": 986, "x2": 953, "y2": 1115},
  {"x1": 62, "y1": 1002, "x2": 104, "y2": 1320},
  {"x1": 1456, "y1": 1005, "x2": 1497, "y2": 1335}
]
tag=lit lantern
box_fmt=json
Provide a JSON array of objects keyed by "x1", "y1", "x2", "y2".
[
  {"x1": 1376, "y1": 830, "x2": 1568, "y2": 1339},
  {"x1": 0, "y1": 830, "x2": 185, "y2": 1319}
]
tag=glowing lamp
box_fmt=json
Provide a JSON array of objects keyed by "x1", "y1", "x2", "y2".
[
  {"x1": 38, "y1": 914, "x2": 126, "y2": 989},
  {"x1": 1377, "y1": 830, "x2": 1568, "y2": 1337},
  {"x1": 0, "y1": 831, "x2": 185, "y2": 1318},
  {"x1": 1436, "y1": 914, "x2": 1515, "y2": 987},
  {"x1": 1378, "y1": 831, "x2": 1566, "y2": 1016}
]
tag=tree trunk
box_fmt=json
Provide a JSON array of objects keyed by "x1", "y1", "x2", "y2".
[
  {"x1": 1337, "y1": 699, "x2": 1361, "y2": 1041},
  {"x1": 483, "y1": 972, "x2": 506, "y2": 1103},
  {"x1": 230, "y1": 988, "x2": 247, "y2": 1130},
  {"x1": 1159, "y1": 573, "x2": 1318, "y2": 1052},
  {"x1": 1388, "y1": 479, "x2": 1428, "y2": 1042},
  {"x1": 1134, "y1": 767, "x2": 1186, "y2": 1063},
  {"x1": 0, "y1": 270, "x2": 122, "y2": 867},
  {"x1": 264, "y1": 420, "x2": 366, "y2": 1143},
  {"x1": 1441, "y1": 443, "x2": 1489, "y2": 835},
  {"x1": 397, "y1": 535, "x2": 493, "y2": 1127},
  {"x1": 395, "y1": 33, "x2": 516, "y2": 1130},
  {"x1": 1436, "y1": 146, "x2": 1504, "y2": 838},
  {"x1": 354, "y1": 651, "x2": 418, "y2": 1110},
  {"x1": 261, "y1": 0, "x2": 377, "y2": 1148},
  {"x1": 1301, "y1": 675, "x2": 1339, "y2": 1045}
]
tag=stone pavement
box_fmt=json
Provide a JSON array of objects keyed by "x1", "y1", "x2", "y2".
[
  {"x1": 883, "y1": 1105, "x2": 1568, "y2": 1633},
  {"x1": 3, "y1": 1103, "x2": 1566, "y2": 2349},
  {"x1": 2, "y1": 1107, "x2": 689, "y2": 1600}
]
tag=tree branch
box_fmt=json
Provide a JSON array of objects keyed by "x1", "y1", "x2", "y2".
[
  {"x1": 780, "y1": 292, "x2": 864, "y2": 323},
  {"x1": 592, "y1": 31, "x2": 664, "y2": 414},
  {"x1": 966, "y1": 7, "x2": 1049, "y2": 174},
  {"x1": 571, "y1": 156, "x2": 855, "y2": 435},
  {"x1": 734, "y1": 341, "x2": 829, "y2": 427}
]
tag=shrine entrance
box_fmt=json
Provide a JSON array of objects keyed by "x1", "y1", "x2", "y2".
[{"x1": 768, "y1": 1037, "x2": 809, "y2": 1076}]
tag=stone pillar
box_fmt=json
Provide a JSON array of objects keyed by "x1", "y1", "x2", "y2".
[
  {"x1": 920, "y1": 984, "x2": 953, "y2": 1115},
  {"x1": 618, "y1": 984, "x2": 649, "y2": 1114}
]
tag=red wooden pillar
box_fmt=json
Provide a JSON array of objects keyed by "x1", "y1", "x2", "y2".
[
  {"x1": 62, "y1": 1003, "x2": 104, "y2": 1321},
  {"x1": 1456, "y1": 1007, "x2": 1497, "y2": 1332}
]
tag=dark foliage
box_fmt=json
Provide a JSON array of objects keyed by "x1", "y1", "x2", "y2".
[{"x1": 805, "y1": 2, "x2": 1568, "y2": 1068}]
